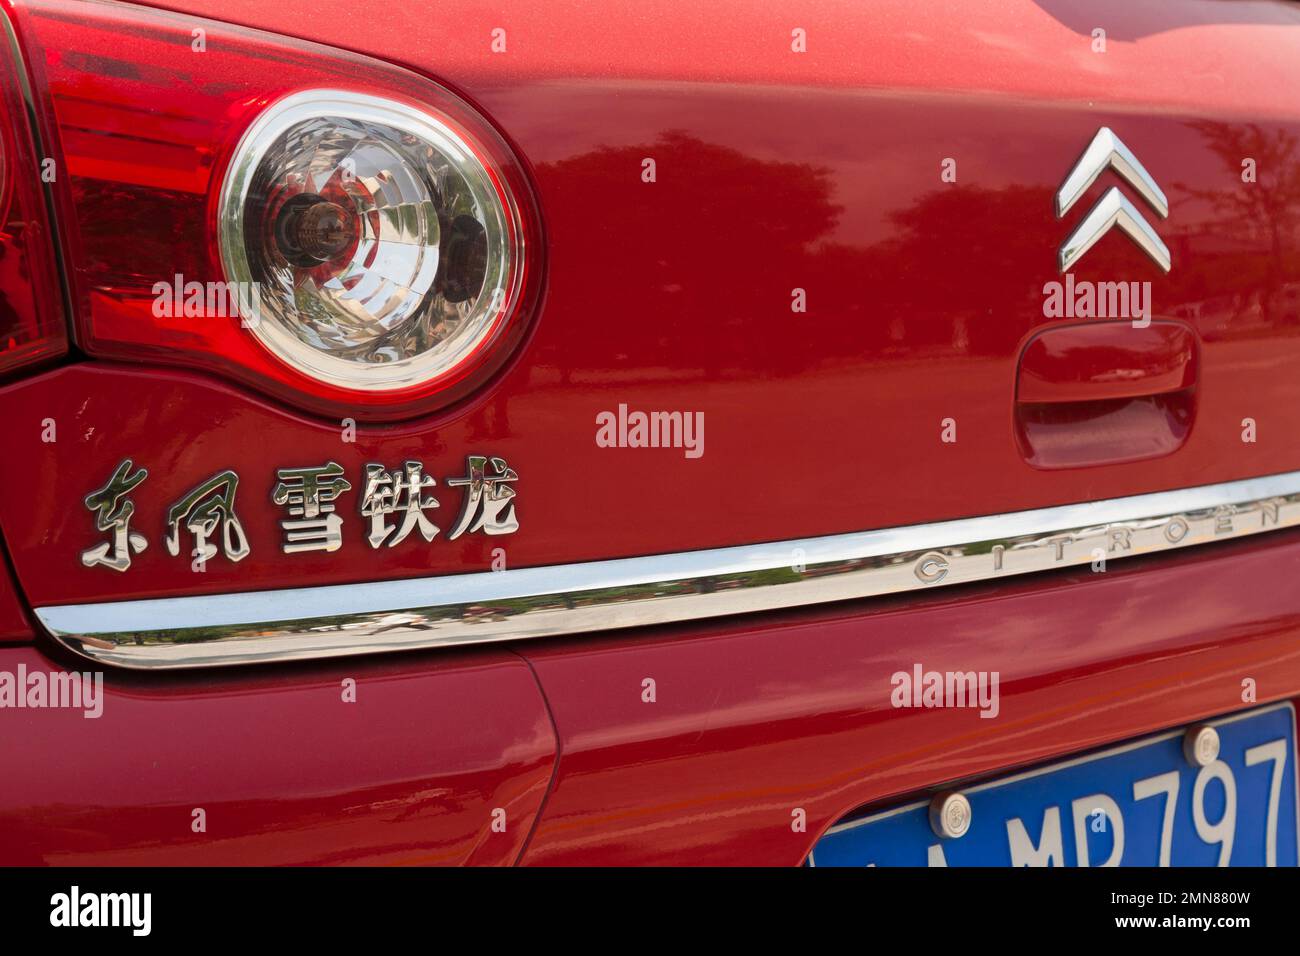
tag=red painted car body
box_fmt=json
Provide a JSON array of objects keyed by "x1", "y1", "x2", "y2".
[{"x1": 0, "y1": 0, "x2": 1298, "y2": 864}]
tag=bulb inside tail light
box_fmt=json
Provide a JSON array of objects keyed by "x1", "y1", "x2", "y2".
[
  {"x1": 0, "y1": 6, "x2": 66, "y2": 378},
  {"x1": 219, "y1": 90, "x2": 519, "y2": 392},
  {"x1": 10, "y1": 0, "x2": 540, "y2": 419}
]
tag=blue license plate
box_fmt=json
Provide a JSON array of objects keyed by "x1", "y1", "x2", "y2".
[{"x1": 810, "y1": 703, "x2": 1298, "y2": 866}]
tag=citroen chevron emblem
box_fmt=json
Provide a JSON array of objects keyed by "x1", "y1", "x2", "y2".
[{"x1": 1056, "y1": 127, "x2": 1171, "y2": 274}]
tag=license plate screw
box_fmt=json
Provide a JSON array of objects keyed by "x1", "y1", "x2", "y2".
[
  {"x1": 928, "y1": 791, "x2": 972, "y2": 839},
  {"x1": 1182, "y1": 725, "x2": 1220, "y2": 767}
]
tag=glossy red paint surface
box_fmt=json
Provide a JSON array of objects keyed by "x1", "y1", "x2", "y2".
[
  {"x1": 0, "y1": 543, "x2": 32, "y2": 641},
  {"x1": 0, "y1": 644, "x2": 557, "y2": 864},
  {"x1": 0, "y1": 0, "x2": 1298, "y2": 866},
  {"x1": 516, "y1": 529, "x2": 1300, "y2": 865}
]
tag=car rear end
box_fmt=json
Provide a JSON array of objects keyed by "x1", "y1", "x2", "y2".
[{"x1": 0, "y1": 0, "x2": 1299, "y2": 870}]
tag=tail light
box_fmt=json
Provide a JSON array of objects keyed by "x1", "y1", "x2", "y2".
[
  {"x1": 0, "y1": 3, "x2": 65, "y2": 377},
  {"x1": 8, "y1": 0, "x2": 541, "y2": 419},
  {"x1": 219, "y1": 89, "x2": 519, "y2": 394}
]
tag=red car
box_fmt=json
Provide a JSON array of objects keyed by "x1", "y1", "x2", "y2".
[{"x1": 1, "y1": 0, "x2": 1299, "y2": 871}]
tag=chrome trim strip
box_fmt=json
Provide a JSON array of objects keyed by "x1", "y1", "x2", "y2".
[{"x1": 35, "y1": 471, "x2": 1300, "y2": 670}]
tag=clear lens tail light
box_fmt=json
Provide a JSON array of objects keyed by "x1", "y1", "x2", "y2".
[
  {"x1": 9, "y1": 0, "x2": 540, "y2": 419},
  {"x1": 0, "y1": 3, "x2": 66, "y2": 378},
  {"x1": 220, "y1": 89, "x2": 520, "y2": 394}
]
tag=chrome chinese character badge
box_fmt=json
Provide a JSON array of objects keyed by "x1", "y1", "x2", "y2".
[
  {"x1": 80, "y1": 459, "x2": 149, "y2": 572},
  {"x1": 360, "y1": 461, "x2": 439, "y2": 548},
  {"x1": 271, "y1": 461, "x2": 352, "y2": 553},
  {"x1": 447, "y1": 455, "x2": 519, "y2": 539},
  {"x1": 79, "y1": 452, "x2": 518, "y2": 570},
  {"x1": 165, "y1": 470, "x2": 250, "y2": 566}
]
